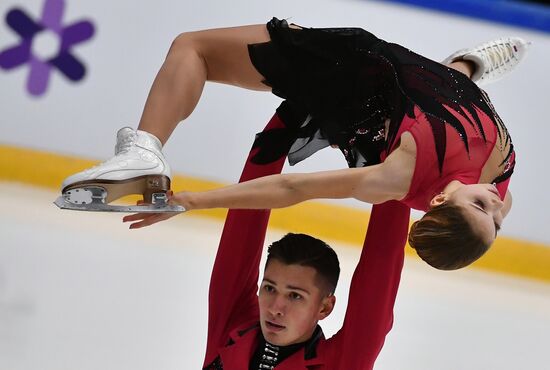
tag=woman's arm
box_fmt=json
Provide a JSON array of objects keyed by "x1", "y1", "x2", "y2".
[
  {"x1": 181, "y1": 166, "x2": 393, "y2": 211},
  {"x1": 123, "y1": 145, "x2": 415, "y2": 228},
  {"x1": 181, "y1": 135, "x2": 415, "y2": 211}
]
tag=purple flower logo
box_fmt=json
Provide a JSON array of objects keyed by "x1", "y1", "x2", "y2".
[{"x1": 0, "y1": 0, "x2": 95, "y2": 96}]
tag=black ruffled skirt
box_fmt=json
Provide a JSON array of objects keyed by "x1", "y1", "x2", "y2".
[{"x1": 248, "y1": 18, "x2": 506, "y2": 174}]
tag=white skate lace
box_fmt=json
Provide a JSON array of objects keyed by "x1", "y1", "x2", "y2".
[
  {"x1": 115, "y1": 131, "x2": 137, "y2": 155},
  {"x1": 83, "y1": 131, "x2": 137, "y2": 173},
  {"x1": 481, "y1": 40, "x2": 518, "y2": 76}
]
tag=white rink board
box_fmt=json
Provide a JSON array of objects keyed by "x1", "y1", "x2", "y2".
[
  {"x1": 0, "y1": 0, "x2": 549, "y2": 244},
  {"x1": 1, "y1": 183, "x2": 549, "y2": 370}
]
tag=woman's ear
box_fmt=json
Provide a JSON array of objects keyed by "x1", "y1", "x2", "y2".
[{"x1": 429, "y1": 192, "x2": 448, "y2": 209}]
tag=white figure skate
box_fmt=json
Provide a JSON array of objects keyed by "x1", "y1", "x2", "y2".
[
  {"x1": 55, "y1": 127, "x2": 185, "y2": 213},
  {"x1": 442, "y1": 37, "x2": 530, "y2": 86}
]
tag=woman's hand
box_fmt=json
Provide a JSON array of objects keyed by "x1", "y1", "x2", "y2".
[
  {"x1": 123, "y1": 211, "x2": 178, "y2": 229},
  {"x1": 122, "y1": 191, "x2": 189, "y2": 229}
]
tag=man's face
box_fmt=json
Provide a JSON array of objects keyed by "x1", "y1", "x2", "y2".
[{"x1": 258, "y1": 259, "x2": 335, "y2": 346}]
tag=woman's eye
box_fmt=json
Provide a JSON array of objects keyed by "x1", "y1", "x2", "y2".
[
  {"x1": 289, "y1": 292, "x2": 302, "y2": 300},
  {"x1": 475, "y1": 199, "x2": 485, "y2": 208}
]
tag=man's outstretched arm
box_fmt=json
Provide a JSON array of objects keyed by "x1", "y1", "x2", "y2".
[{"x1": 333, "y1": 201, "x2": 410, "y2": 369}]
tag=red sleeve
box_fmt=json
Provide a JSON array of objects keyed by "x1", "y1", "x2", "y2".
[
  {"x1": 203, "y1": 113, "x2": 287, "y2": 366},
  {"x1": 330, "y1": 201, "x2": 410, "y2": 369}
]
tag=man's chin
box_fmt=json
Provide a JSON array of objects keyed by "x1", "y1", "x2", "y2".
[
  {"x1": 261, "y1": 326, "x2": 290, "y2": 346},
  {"x1": 265, "y1": 336, "x2": 290, "y2": 346}
]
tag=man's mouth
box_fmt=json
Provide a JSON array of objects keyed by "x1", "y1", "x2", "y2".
[{"x1": 265, "y1": 321, "x2": 286, "y2": 331}]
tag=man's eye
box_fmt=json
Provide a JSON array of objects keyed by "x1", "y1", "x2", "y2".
[
  {"x1": 264, "y1": 285, "x2": 275, "y2": 293},
  {"x1": 289, "y1": 292, "x2": 302, "y2": 300}
]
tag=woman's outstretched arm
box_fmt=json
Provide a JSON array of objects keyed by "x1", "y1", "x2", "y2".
[
  {"x1": 123, "y1": 144, "x2": 414, "y2": 229},
  {"x1": 179, "y1": 166, "x2": 392, "y2": 211}
]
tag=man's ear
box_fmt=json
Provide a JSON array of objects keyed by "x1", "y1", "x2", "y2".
[
  {"x1": 429, "y1": 192, "x2": 448, "y2": 209},
  {"x1": 318, "y1": 295, "x2": 336, "y2": 320}
]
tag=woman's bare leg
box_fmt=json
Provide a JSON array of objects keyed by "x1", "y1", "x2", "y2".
[
  {"x1": 137, "y1": 24, "x2": 271, "y2": 145},
  {"x1": 447, "y1": 60, "x2": 475, "y2": 79}
]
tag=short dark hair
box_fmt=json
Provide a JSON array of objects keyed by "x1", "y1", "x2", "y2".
[
  {"x1": 408, "y1": 203, "x2": 490, "y2": 270},
  {"x1": 266, "y1": 233, "x2": 340, "y2": 294}
]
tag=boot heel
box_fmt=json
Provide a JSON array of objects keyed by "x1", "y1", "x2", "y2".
[{"x1": 143, "y1": 175, "x2": 171, "y2": 203}]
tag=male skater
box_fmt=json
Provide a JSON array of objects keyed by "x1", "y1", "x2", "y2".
[{"x1": 203, "y1": 200, "x2": 409, "y2": 369}]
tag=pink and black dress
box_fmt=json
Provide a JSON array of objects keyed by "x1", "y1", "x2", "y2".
[{"x1": 248, "y1": 18, "x2": 515, "y2": 205}]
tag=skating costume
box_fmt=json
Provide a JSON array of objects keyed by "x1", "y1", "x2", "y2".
[
  {"x1": 203, "y1": 113, "x2": 410, "y2": 369},
  {"x1": 57, "y1": 18, "x2": 526, "y2": 214},
  {"x1": 248, "y1": 18, "x2": 515, "y2": 202}
]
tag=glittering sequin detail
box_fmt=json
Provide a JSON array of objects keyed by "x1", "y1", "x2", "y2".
[
  {"x1": 478, "y1": 89, "x2": 515, "y2": 183},
  {"x1": 381, "y1": 43, "x2": 508, "y2": 173}
]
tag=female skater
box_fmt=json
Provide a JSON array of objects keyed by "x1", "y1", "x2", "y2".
[{"x1": 61, "y1": 18, "x2": 529, "y2": 270}]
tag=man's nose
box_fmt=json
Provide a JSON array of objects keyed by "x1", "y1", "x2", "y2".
[{"x1": 269, "y1": 294, "x2": 286, "y2": 316}]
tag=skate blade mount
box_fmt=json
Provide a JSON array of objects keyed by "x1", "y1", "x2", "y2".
[{"x1": 54, "y1": 186, "x2": 185, "y2": 213}]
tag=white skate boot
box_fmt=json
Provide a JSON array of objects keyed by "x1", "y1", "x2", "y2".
[
  {"x1": 442, "y1": 37, "x2": 530, "y2": 86},
  {"x1": 55, "y1": 127, "x2": 185, "y2": 213}
]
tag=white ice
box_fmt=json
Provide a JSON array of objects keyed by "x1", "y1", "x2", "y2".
[{"x1": 1, "y1": 183, "x2": 549, "y2": 370}]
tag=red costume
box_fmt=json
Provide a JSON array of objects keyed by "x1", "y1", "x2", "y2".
[{"x1": 203, "y1": 113, "x2": 410, "y2": 369}]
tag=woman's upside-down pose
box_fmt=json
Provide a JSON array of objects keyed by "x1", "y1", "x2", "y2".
[{"x1": 61, "y1": 18, "x2": 528, "y2": 270}]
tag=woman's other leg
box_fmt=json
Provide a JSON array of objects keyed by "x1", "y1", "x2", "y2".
[
  {"x1": 442, "y1": 37, "x2": 530, "y2": 86},
  {"x1": 447, "y1": 60, "x2": 475, "y2": 79},
  {"x1": 137, "y1": 24, "x2": 271, "y2": 144}
]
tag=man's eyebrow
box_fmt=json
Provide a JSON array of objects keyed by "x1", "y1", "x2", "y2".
[
  {"x1": 262, "y1": 278, "x2": 310, "y2": 295},
  {"x1": 287, "y1": 285, "x2": 310, "y2": 295}
]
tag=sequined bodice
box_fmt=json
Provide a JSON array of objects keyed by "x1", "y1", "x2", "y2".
[{"x1": 397, "y1": 102, "x2": 514, "y2": 211}]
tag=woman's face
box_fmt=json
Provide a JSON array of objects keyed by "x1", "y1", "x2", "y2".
[{"x1": 435, "y1": 183, "x2": 505, "y2": 244}]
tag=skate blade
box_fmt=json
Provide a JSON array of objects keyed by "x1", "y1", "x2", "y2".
[
  {"x1": 54, "y1": 196, "x2": 185, "y2": 213},
  {"x1": 62, "y1": 175, "x2": 171, "y2": 204}
]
